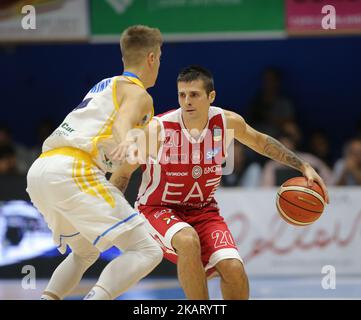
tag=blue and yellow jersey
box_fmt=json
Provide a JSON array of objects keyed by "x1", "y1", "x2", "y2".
[{"x1": 42, "y1": 75, "x2": 153, "y2": 173}]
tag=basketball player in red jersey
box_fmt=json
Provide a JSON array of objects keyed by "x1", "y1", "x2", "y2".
[{"x1": 111, "y1": 65, "x2": 329, "y2": 300}]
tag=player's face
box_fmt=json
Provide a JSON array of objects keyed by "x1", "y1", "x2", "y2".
[{"x1": 178, "y1": 80, "x2": 215, "y2": 119}]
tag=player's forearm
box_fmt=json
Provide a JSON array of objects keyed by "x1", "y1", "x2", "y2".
[
  {"x1": 110, "y1": 174, "x2": 131, "y2": 194},
  {"x1": 113, "y1": 106, "x2": 145, "y2": 144},
  {"x1": 258, "y1": 135, "x2": 308, "y2": 173},
  {"x1": 113, "y1": 121, "x2": 136, "y2": 144}
]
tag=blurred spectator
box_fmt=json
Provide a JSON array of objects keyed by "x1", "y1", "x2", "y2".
[
  {"x1": 332, "y1": 137, "x2": 361, "y2": 186},
  {"x1": 307, "y1": 130, "x2": 333, "y2": 168},
  {"x1": 0, "y1": 144, "x2": 17, "y2": 174},
  {"x1": 246, "y1": 119, "x2": 304, "y2": 168},
  {"x1": 29, "y1": 118, "x2": 56, "y2": 163},
  {"x1": 281, "y1": 119, "x2": 303, "y2": 150},
  {"x1": 0, "y1": 124, "x2": 30, "y2": 174},
  {"x1": 261, "y1": 133, "x2": 333, "y2": 187},
  {"x1": 247, "y1": 67, "x2": 296, "y2": 137},
  {"x1": 221, "y1": 140, "x2": 262, "y2": 187}
]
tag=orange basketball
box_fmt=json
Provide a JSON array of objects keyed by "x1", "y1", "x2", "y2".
[{"x1": 276, "y1": 177, "x2": 326, "y2": 226}]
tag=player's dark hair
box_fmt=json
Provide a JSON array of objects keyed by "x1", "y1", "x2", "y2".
[{"x1": 177, "y1": 65, "x2": 214, "y2": 95}]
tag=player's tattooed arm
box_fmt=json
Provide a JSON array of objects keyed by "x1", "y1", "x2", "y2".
[
  {"x1": 261, "y1": 134, "x2": 330, "y2": 203},
  {"x1": 226, "y1": 109, "x2": 329, "y2": 203},
  {"x1": 225, "y1": 109, "x2": 307, "y2": 172},
  {"x1": 262, "y1": 136, "x2": 305, "y2": 171}
]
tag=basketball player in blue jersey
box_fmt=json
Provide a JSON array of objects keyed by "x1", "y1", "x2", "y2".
[{"x1": 26, "y1": 25, "x2": 163, "y2": 300}]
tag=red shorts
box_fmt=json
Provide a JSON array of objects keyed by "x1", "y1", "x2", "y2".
[{"x1": 138, "y1": 203, "x2": 242, "y2": 278}]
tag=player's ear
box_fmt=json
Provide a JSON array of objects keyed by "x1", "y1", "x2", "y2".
[
  {"x1": 209, "y1": 90, "x2": 216, "y2": 104},
  {"x1": 148, "y1": 52, "x2": 155, "y2": 66}
]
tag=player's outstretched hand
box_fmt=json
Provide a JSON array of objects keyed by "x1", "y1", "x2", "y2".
[
  {"x1": 110, "y1": 141, "x2": 133, "y2": 163},
  {"x1": 302, "y1": 163, "x2": 330, "y2": 204}
]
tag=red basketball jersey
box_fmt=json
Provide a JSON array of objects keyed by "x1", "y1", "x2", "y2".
[{"x1": 136, "y1": 107, "x2": 227, "y2": 209}]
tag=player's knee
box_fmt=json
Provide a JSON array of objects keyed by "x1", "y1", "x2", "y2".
[
  {"x1": 217, "y1": 259, "x2": 247, "y2": 283},
  {"x1": 74, "y1": 249, "x2": 100, "y2": 267},
  {"x1": 172, "y1": 228, "x2": 201, "y2": 254},
  {"x1": 134, "y1": 236, "x2": 163, "y2": 268},
  {"x1": 144, "y1": 242, "x2": 163, "y2": 266}
]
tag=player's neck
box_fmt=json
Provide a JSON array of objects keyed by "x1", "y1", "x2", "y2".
[
  {"x1": 123, "y1": 67, "x2": 150, "y2": 89},
  {"x1": 182, "y1": 113, "x2": 209, "y2": 135}
]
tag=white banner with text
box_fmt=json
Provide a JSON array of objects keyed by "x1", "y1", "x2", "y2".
[{"x1": 218, "y1": 187, "x2": 361, "y2": 276}]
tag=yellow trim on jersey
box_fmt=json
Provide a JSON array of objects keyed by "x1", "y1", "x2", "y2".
[
  {"x1": 90, "y1": 75, "x2": 153, "y2": 157},
  {"x1": 87, "y1": 165, "x2": 115, "y2": 208},
  {"x1": 40, "y1": 147, "x2": 96, "y2": 166},
  {"x1": 89, "y1": 76, "x2": 121, "y2": 158},
  {"x1": 112, "y1": 76, "x2": 120, "y2": 111},
  {"x1": 90, "y1": 109, "x2": 117, "y2": 158},
  {"x1": 75, "y1": 160, "x2": 98, "y2": 198},
  {"x1": 72, "y1": 159, "x2": 85, "y2": 194},
  {"x1": 40, "y1": 148, "x2": 115, "y2": 208},
  {"x1": 84, "y1": 163, "x2": 115, "y2": 208},
  {"x1": 123, "y1": 76, "x2": 145, "y2": 89}
]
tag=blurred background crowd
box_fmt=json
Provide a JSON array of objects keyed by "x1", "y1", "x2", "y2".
[{"x1": 1, "y1": 66, "x2": 360, "y2": 188}]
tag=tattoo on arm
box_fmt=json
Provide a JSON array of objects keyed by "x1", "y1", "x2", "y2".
[
  {"x1": 263, "y1": 136, "x2": 304, "y2": 171},
  {"x1": 111, "y1": 175, "x2": 130, "y2": 194}
]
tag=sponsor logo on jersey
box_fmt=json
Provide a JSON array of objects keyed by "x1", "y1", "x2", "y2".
[
  {"x1": 51, "y1": 129, "x2": 69, "y2": 137},
  {"x1": 162, "y1": 215, "x2": 179, "y2": 225},
  {"x1": 213, "y1": 126, "x2": 222, "y2": 142},
  {"x1": 206, "y1": 147, "x2": 221, "y2": 160},
  {"x1": 192, "y1": 165, "x2": 203, "y2": 179},
  {"x1": 60, "y1": 122, "x2": 75, "y2": 133},
  {"x1": 204, "y1": 165, "x2": 222, "y2": 175},
  {"x1": 101, "y1": 150, "x2": 113, "y2": 170},
  {"x1": 89, "y1": 78, "x2": 111, "y2": 93},
  {"x1": 154, "y1": 208, "x2": 173, "y2": 219},
  {"x1": 162, "y1": 201, "x2": 209, "y2": 208},
  {"x1": 166, "y1": 171, "x2": 189, "y2": 177}
]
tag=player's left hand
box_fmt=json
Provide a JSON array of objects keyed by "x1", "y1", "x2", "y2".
[
  {"x1": 302, "y1": 163, "x2": 330, "y2": 204},
  {"x1": 110, "y1": 140, "x2": 134, "y2": 163}
]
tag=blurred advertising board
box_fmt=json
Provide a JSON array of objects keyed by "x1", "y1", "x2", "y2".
[
  {"x1": 286, "y1": 0, "x2": 361, "y2": 36},
  {"x1": 0, "y1": 0, "x2": 89, "y2": 42},
  {"x1": 91, "y1": 0, "x2": 285, "y2": 42}
]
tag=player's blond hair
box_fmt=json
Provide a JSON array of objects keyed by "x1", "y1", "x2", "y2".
[{"x1": 120, "y1": 25, "x2": 162, "y2": 67}]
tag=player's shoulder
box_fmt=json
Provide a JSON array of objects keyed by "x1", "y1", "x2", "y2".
[
  {"x1": 155, "y1": 108, "x2": 179, "y2": 121},
  {"x1": 222, "y1": 108, "x2": 245, "y2": 122},
  {"x1": 117, "y1": 80, "x2": 153, "y2": 105}
]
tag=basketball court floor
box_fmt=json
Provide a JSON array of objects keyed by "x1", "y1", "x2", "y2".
[{"x1": 1, "y1": 276, "x2": 361, "y2": 300}]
